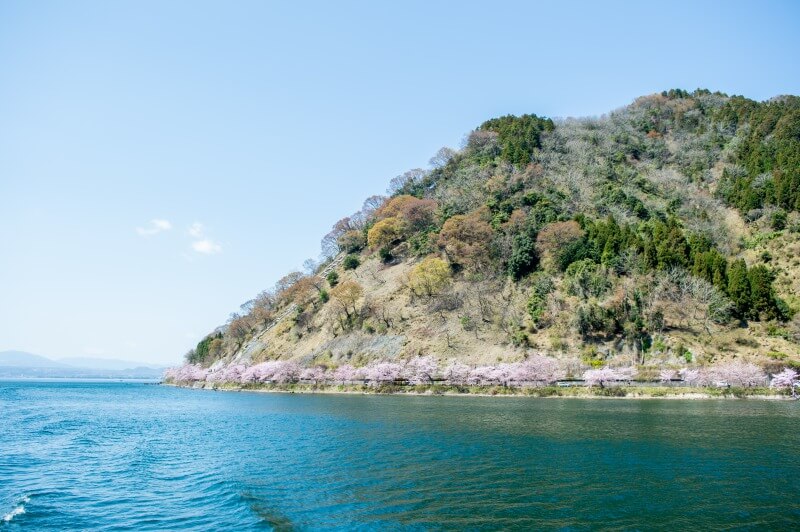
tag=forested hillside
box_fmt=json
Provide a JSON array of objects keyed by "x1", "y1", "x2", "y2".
[{"x1": 177, "y1": 90, "x2": 800, "y2": 381}]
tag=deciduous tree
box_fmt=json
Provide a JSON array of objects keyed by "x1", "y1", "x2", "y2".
[
  {"x1": 437, "y1": 210, "x2": 494, "y2": 271},
  {"x1": 408, "y1": 256, "x2": 451, "y2": 297},
  {"x1": 535, "y1": 221, "x2": 585, "y2": 271},
  {"x1": 367, "y1": 217, "x2": 405, "y2": 249}
]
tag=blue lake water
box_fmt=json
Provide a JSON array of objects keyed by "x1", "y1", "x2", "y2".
[{"x1": 1, "y1": 380, "x2": 799, "y2": 530}]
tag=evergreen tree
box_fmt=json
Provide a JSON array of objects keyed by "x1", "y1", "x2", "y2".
[
  {"x1": 748, "y1": 265, "x2": 776, "y2": 320},
  {"x1": 508, "y1": 232, "x2": 538, "y2": 280},
  {"x1": 727, "y1": 259, "x2": 751, "y2": 318}
]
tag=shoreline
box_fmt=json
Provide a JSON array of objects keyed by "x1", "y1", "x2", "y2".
[{"x1": 162, "y1": 382, "x2": 795, "y2": 400}]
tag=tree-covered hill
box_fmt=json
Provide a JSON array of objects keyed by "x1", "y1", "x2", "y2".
[{"x1": 182, "y1": 90, "x2": 800, "y2": 377}]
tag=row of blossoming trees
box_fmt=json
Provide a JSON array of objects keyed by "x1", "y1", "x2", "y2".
[
  {"x1": 163, "y1": 356, "x2": 799, "y2": 393},
  {"x1": 164, "y1": 355, "x2": 565, "y2": 387}
]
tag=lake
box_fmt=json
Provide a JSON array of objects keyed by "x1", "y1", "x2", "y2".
[{"x1": 1, "y1": 381, "x2": 798, "y2": 530}]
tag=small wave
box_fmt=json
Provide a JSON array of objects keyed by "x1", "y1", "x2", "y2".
[{"x1": 2, "y1": 496, "x2": 29, "y2": 523}]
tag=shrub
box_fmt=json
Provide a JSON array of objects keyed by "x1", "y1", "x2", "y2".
[
  {"x1": 326, "y1": 271, "x2": 339, "y2": 287},
  {"x1": 564, "y1": 259, "x2": 611, "y2": 299},
  {"x1": 378, "y1": 247, "x2": 394, "y2": 263},
  {"x1": 771, "y1": 209, "x2": 787, "y2": 230},
  {"x1": 343, "y1": 255, "x2": 360, "y2": 270}
]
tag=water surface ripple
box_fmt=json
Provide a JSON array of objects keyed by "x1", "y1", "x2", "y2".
[{"x1": 1, "y1": 381, "x2": 798, "y2": 530}]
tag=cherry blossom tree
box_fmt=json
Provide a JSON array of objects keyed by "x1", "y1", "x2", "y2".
[
  {"x1": 405, "y1": 356, "x2": 439, "y2": 385},
  {"x1": 679, "y1": 368, "x2": 703, "y2": 386},
  {"x1": 583, "y1": 367, "x2": 621, "y2": 388},
  {"x1": 300, "y1": 366, "x2": 326, "y2": 384},
  {"x1": 709, "y1": 361, "x2": 766, "y2": 387},
  {"x1": 443, "y1": 361, "x2": 470, "y2": 385},
  {"x1": 272, "y1": 361, "x2": 302, "y2": 384},
  {"x1": 240, "y1": 364, "x2": 261, "y2": 384},
  {"x1": 165, "y1": 365, "x2": 206, "y2": 383},
  {"x1": 770, "y1": 368, "x2": 798, "y2": 398},
  {"x1": 468, "y1": 365, "x2": 496, "y2": 386},
  {"x1": 659, "y1": 369, "x2": 677, "y2": 383},
  {"x1": 490, "y1": 364, "x2": 514, "y2": 386},
  {"x1": 205, "y1": 368, "x2": 225, "y2": 383},
  {"x1": 363, "y1": 362, "x2": 403, "y2": 386},
  {"x1": 220, "y1": 363, "x2": 247, "y2": 383},
  {"x1": 510, "y1": 355, "x2": 566, "y2": 385},
  {"x1": 333, "y1": 365, "x2": 358, "y2": 383}
]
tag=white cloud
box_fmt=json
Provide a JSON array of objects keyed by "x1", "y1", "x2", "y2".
[
  {"x1": 188, "y1": 222, "x2": 204, "y2": 238},
  {"x1": 188, "y1": 221, "x2": 222, "y2": 255},
  {"x1": 136, "y1": 219, "x2": 172, "y2": 236},
  {"x1": 192, "y1": 238, "x2": 222, "y2": 254}
]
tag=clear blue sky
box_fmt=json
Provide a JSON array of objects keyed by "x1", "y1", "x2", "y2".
[{"x1": 1, "y1": 0, "x2": 798, "y2": 365}]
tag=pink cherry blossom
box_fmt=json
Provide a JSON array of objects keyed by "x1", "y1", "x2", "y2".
[
  {"x1": 363, "y1": 361, "x2": 403, "y2": 386},
  {"x1": 443, "y1": 361, "x2": 470, "y2": 385},
  {"x1": 659, "y1": 369, "x2": 677, "y2": 383},
  {"x1": 300, "y1": 366, "x2": 326, "y2": 383},
  {"x1": 272, "y1": 361, "x2": 301, "y2": 384},
  {"x1": 333, "y1": 364, "x2": 357, "y2": 383},
  {"x1": 708, "y1": 361, "x2": 766, "y2": 387},
  {"x1": 770, "y1": 368, "x2": 798, "y2": 398},
  {"x1": 404, "y1": 356, "x2": 439, "y2": 385},
  {"x1": 583, "y1": 367, "x2": 623, "y2": 387}
]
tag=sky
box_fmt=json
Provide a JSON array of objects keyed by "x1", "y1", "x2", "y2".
[{"x1": 1, "y1": 0, "x2": 799, "y2": 365}]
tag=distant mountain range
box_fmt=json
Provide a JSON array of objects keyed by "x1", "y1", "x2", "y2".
[{"x1": 0, "y1": 350, "x2": 168, "y2": 379}]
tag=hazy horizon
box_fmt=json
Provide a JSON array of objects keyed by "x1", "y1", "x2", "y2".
[{"x1": 2, "y1": 0, "x2": 799, "y2": 365}]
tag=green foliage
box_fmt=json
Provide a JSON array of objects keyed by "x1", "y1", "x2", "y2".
[
  {"x1": 575, "y1": 303, "x2": 619, "y2": 338},
  {"x1": 507, "y1": 232, "x2": 538, "y2": 280},
  {"x1": 478, "y1": 114, "x2": 555, "y2": 165},
  {"x1": 408, "y1": 231, "x2": 435, "y2": 257},
  {"x1": 767, "y1": 351, "x2": 788, "y2": 360},
  {"x1": 319, "y1": 289, "x2": 329, "y2": 303},
  {"x1": 727, "y1": 259, "x2": 751, "y2": 317},
  {"x1": 510, "y1": 330, "x2": 530, "y2": 347},
  {"x1": 747, "y1": 265, "x2": 780, "y2": 320},
  {"x1": 642, "y1": 217, "x2": 690, "y2": 269},
  {"x1": 378, "y1": 246, "x2": 394, "y2": 263},
  {"x1": 581, "y1": 345, "x2": 605, "y2": 368},
  {"x1": 600, "y1": 185, "x2": 649, "y2": 219},
  {"x1": 676, "y1": 344, "x2": 693, "y2": 363},
  {"x1": 326, "y1": 271, "x2": 339, "y2": 287},
  {"x1": 188, "y1": 332, "x2": 223, "y2": 364},
  {"x1": 555, "y1": 237, "x2": 593, "y2": 272},
  {"x1": 715, "y1": 96, "x2": 800, "y2": 213},
  {"x1": 564, "y1": 259, "x2": 611, "y2": 299},
  {"x1": 526, "y1": 273, "x2": 554, "y2": 324},
  {"x1": 343, "y1": 255, "x2": 361, "y2": 270},
  {"x1": 771, "y1": 209, "x2": 787, "y2": 230},
  {"x1": 522, "y1": 192, "x2": 560, "y2": 229},
  {"x1": 486, "y1": 197, "x2": 513, "y2": 229},
  {"x1": 459, "y1": 315, "x2": 476, "y2": 331},
  {"x1": 338, "y1": 230, "x2": 367, "y2": 253}
]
